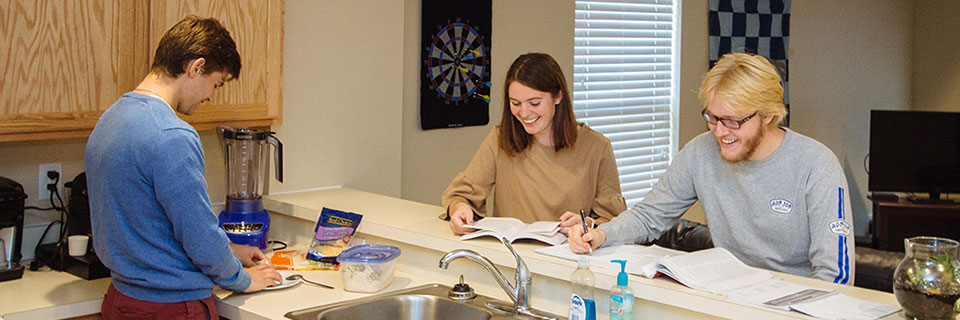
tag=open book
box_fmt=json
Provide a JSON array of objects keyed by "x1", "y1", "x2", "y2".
[
  {"x1": 534, "y1": 243, "x2": 684, "y2": 277},
  {"x1": 536, "y1": 245, "x2": 901, "y2": 319},
  {"x1": 536, "y1": 245, "x2": 772, "y2": 294},
  {"x1": 460, "y1": 217, "x2": 566, "y2": 246}
]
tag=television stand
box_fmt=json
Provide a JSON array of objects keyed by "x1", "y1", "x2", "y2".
[
  {"x1": 871, "y1": 199, "x2": 960, "y2": 252},
  {"x1": 906, "y1": 197, "x2": 959, "y2": 205}
]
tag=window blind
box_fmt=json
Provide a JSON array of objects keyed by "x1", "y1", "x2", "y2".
[{"x1": 574, "y1": 0, "x2": 679, "y2": 207}]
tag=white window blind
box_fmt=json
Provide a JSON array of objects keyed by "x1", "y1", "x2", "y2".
[{"x1": 574, "y1": 0, "x2": 679, "y2": 207}]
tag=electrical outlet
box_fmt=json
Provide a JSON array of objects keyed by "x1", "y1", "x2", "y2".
[{"x1": 38, "y1": 163, "x2": 62, "y2": 200}]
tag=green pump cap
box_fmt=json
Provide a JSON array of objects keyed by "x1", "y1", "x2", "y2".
[{"x1": 611, "y1": 259, "x2": 628, "y2": 286}]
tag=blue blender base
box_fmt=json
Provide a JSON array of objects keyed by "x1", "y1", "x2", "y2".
[{"x1": 219, "y1": 200, "x2": 270, "y2": 250}]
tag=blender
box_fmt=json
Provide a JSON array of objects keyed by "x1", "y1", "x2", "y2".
[{"x1": 217, "y1": 126, "x2": 283, "y2": 249}]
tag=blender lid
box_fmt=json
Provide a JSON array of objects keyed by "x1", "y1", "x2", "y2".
[
  {"x1": 220, "y1": 127, "x2": 274, "y2": 140},
  {"x1": 0, "y1": 176, "x2": 27, "y2": 202}
]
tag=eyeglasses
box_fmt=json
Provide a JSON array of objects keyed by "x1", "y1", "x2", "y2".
[{"x1": 701, "y1": 109, "x2": 758, "y2": 129}]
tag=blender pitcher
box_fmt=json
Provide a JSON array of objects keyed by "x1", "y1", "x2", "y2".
[{"x1": 216, "y1": 126, "x2": 283, "y2": 249}]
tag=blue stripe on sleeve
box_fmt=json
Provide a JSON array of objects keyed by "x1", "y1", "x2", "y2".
[
  {"x1": 834, "y1": 236, "x2": 846, "y2": 283},
  {"x1": 837, "y1": 187, "x2": 844, "y2": 219},
  {"x1": 842, "y1": 238, "x2": 850, "y2": 284},
  {"x1": 833, "y1": 235, "x2": 851, "y2": 284}
]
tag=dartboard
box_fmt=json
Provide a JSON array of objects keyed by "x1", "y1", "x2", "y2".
[{"x1": 425, "y1": 21, "x2": 489, "y2": 105}]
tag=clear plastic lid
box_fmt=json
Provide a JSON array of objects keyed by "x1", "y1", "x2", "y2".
[{"x1": 337, "y1": 244, "x2": 401, "y2": 264}]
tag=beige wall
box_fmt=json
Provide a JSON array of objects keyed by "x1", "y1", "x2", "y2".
[
  {"x1": 275, "y1": 0, "x2": 404, "y2": 197},
  {"x1": 911, "y1": 0, "x2": 960, "y2": 112},
  {"x1": 400, "y1": 0, "x2": 575, "y2": 207},
  {"x1": 790, "y1": 1, "x2": 913, "y2": 236}
]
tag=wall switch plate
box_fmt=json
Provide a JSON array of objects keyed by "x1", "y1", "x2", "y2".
[{"x1": 38, "y1": 163, "x2": 62, "y2": 200}]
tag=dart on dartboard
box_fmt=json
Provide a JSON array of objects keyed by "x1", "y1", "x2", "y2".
[
  {"x1": 462, "y1": 49, "x2": 482, "y2": 60},
  {"x1": 473, "y1": 93, "x2": 490, "y2": 103}
]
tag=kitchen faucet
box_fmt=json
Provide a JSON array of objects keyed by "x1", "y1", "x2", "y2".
[{"x1": 439, "y1": 236, "x2": 555, "y2": 319}]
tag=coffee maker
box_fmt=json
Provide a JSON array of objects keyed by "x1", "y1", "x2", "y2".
[
  {"x1": 216, "y1": 126, "x2": 283, "y2": 250},
  {"x1": 0, "y1": 176, "x2": 26, "y2": 282},
  {"x1": 32, "y1": 173, "x2": 109, "y2": 280}
]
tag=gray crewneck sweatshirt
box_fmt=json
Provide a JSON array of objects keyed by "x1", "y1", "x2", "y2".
[{"x1": 599, "y1": 128, "x2": 855, "y2": 284}]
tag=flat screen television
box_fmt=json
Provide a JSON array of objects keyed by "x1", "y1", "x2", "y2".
[{"x1": 868, "y1": 110, "x2": 960, "y2": 202}]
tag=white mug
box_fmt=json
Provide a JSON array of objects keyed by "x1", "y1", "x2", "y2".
[{"x1": 68, "y1": 235, "x2": 90, "y2": 257}]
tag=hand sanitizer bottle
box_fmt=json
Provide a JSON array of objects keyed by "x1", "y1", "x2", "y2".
[
  {"x1": 609, "y1": 259, "x2": 634, "y2": 320},
  {"x1": 569, "y1": 257, "x2": 596, "y2": 320}
]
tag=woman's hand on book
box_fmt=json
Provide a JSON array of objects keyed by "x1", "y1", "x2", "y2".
[
  {"x1": 558, "y1": 211, "x2": 594, "y2": 235},
  {"x1": 448, "y1": 202, "x2": 476, "y2": 235}
]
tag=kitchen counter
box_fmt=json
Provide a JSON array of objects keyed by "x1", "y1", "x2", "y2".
[
  {"x1": 211, "y1": 186, "x2": 902, "y2": 320},
  {"x1": 0, "y1": 268, "x2": 110, "y2": 319},
  {"x1": 0, "y1": 186, "x2": 902, "y2": 319}
]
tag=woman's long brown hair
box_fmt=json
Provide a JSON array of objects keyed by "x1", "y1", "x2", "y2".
[{"x1": 498, "y1": 53, "x2": 577, "y2": 156}]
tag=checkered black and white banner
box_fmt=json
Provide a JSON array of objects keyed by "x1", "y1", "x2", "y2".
[{"x1": 709, "y1": 0, "x2": 791, "y2": 126}]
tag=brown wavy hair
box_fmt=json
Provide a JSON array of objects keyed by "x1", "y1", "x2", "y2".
[
  {"x1": 498, "y1": 53, "x2": 577, "y2": 156},
  {"x1": 151, "y1": 15, "x2": 241, "y2": 80}
]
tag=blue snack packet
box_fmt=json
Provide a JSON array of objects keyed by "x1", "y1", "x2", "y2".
[{"x1": 305, "y1": 207, "x2": 363, "y2": 268}]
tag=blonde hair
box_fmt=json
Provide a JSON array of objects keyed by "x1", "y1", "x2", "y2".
[{"x1": 699, "y1": 53, "x2": 787, "y2": 126}]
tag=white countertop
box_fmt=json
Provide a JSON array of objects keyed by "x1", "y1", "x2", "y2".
[
  {"x1": 0, "y1": 186, "x2": 903, "y2": 320},
  {"x1": 0, "y1": 268, "x2": 110, "y2": 320},
  {"x1": 221, "y1": 186, "x2": 902, "y2": 320}
]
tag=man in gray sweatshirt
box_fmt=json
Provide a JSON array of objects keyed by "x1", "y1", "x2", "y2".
[{"x1": 565, "y1": 53, "x2": 854, "y2": 284}]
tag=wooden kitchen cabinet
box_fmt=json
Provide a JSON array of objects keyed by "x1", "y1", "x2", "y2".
[
  {"x1": 150, "y1": 0, "x2": 284, "y2": 131},
  {"x1": 0, "y1": 0, "x2": 283, "y2": 142}
]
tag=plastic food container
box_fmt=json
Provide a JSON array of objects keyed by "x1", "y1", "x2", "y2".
[{"x1": 337, "y1": 244, "x2": 401, "y2": 293}]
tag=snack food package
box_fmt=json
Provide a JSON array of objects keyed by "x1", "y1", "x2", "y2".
[
  {"x1": 305, "y1": 207, "x2": 363, "y2": 269},
  {"x1": 267, "y1": 249, "x2": 325, "y2": 271}
]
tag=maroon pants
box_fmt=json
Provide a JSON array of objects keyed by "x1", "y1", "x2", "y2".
[{"x1": 101, "y1": 284, "x2": 218, "y2": 320}]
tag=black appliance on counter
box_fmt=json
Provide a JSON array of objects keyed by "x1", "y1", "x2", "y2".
[
  {"x1": 34, "y1": 173, "x2": 109, "y2": 280},
  {"x1": 0, "y1": 176, "x2": 27, "y2": 282}
]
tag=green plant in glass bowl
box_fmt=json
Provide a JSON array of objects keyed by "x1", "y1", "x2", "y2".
[{"x1": 893, "y1": 237, "x2": 960, "y2": 320}]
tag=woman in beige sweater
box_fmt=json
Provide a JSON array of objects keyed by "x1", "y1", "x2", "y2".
[{"x1": 442, "y1": 53, "x2": 626, "y2": 235}]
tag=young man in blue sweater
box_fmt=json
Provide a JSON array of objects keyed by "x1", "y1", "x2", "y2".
[{"x1": 86, "y1": 15, "x2": 281, "y2": 319}]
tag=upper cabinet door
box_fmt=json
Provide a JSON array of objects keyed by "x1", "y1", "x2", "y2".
[
  {"x1": 150, "y1": 0, "x2": 284, "y2": 130},
  {"x1": 0, "y1": 0, "x2": 283, "y2": 142},
  {"x1": 0, "y1": 0, "x2": 150, "y2": 141}
]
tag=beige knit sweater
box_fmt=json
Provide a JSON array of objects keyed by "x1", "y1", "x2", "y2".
[{"x1": 441, "y1": 124, "x2": 626, "y2": 223}]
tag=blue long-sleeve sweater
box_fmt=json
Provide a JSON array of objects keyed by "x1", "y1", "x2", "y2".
[{"x1": 86, "y1": 92, "x2": 250, "y2": 302}]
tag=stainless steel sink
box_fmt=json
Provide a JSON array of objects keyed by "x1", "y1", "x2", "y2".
[{"x1": 284, "y1": 283, "x2": 565, "y2": 320}]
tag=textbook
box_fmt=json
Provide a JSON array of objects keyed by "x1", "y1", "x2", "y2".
[
  {"x1": 534, "y1": 243, "x2": 684, "y2": 278},
  {"x1": 460, "y1": 217, "x2": 566, "y2": 246},
  {"x1": 536, "y1": 245, "x2": 901, "y2": 319},
  {"x1": 536, "y1": 245, "x2": 775, "y2": 294}
]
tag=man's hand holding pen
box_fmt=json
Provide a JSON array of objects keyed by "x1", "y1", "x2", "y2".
[{"x1": 558, "y1": 211, "x2": 605, "y2": 254}]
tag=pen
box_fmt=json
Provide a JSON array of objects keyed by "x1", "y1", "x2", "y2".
[{"x1": 579, "y1": 209, "x2": 592, "y2": 254}]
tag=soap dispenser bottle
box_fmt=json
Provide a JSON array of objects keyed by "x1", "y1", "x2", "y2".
[{"x1": 609, "y1": 259, "x2": 634, "y2": 320}]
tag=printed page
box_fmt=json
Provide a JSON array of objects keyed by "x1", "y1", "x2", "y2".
[
  {"x1": 655, "y1": 247, "x2": 774, "y2": 294},
  {"x1": 523, "y1": 221, "x2": 561, "y2": 234},
  {"x1": 464, "y1": 217, "x2": 525, "y2": 233},
  {"x1": 727, "y1": 279, "x2": 836, "y2": 311},
  {"x1": 459, "y1": 229, "x2": 512, "y2": 242},
  {"x1": 790, "y1": 294, "x2": 901, "y2": 320},
  {"x1": 534, "y1": 244, "x2": 685, "y2": 278},
  {"x1": 461, "y1": 217, "x2": 525, "y2": 240},
  {"x1": 515, "y1": 231, "x2": 567, "y2": 246}
]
